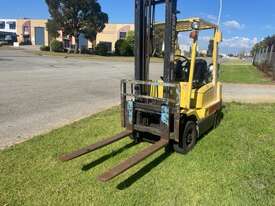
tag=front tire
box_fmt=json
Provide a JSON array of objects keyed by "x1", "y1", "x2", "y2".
[
  {"x1": 174, "y1": 121, "x2": 198, "y2": 154},
  {"x1": 130, "y1": 131, "x2": 142, "y2": 143}
]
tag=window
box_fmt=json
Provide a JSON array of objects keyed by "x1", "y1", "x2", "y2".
[
  {"x1": 119, "y1": 32, "x2": 127, "y2": 39},
  {"x1": 0, "y1": 21, "x2": 5, "y2": 29},
  {"x1": 5, "y1": 34, "x2": 12, "y2": 41},
  {"x1": 23, "y1": 26, "x2": 30, "y2": 35},
  {"x1": 23, "y1": 26, "x2": 28, "y2": 31},
  {"x1": 8, "y1": 22, "x2": 16, "y2": 30}
]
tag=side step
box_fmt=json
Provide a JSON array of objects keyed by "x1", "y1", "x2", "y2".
[
  {"x1": 97, "y1": 138, "x2": 168, "y2": 182},
  {"x1": 60, "y1": 130, "x2": 132, "y2": 161}
]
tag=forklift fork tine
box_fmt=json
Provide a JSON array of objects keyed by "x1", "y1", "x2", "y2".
[
  {"x1": 59, "y1": 130, "x2": 132, "y2": 161},
  {"x1": 97, "y1": 138, "x2": 168, "y2": 182}
]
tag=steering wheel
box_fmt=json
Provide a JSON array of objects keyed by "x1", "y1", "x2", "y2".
[
  {"x1": 175, "y1": 55, "x2": 190, "y2": 64},
  {"x1": 174, "y1": 55, "x2": 191, "y2": 81}
]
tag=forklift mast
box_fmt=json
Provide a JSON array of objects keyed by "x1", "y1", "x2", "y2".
[{"x1": 135, "y1": 0, "x2": 178, "y2": 82}]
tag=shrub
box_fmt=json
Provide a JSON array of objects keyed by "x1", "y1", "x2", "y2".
[
  {"x1": 126, "y1": 31, "x2": 135, "y2": 49},
  {"x1": 120, "y1": 40, "x2": 134, "y2": 56},
  {"x1": 40, "y1": 46, "x2": 50, "y2": 51},
  {"x1": 114, "y1": 39, "x2": 133, "y2": 56},
  {"x1": 115, "y1": 39, "x2": 125, "y2": 55},
  {"x1": 19, "y1": 40, "x2": 32, "y2": 46},
  {"x1": 50, "y1": 40, "x2": 64, "y2": 52},
  {"x1": 95, "y1": 42, "x2": 109, "y2": 56},
  {"x1": 0, "y1": 41, "x2": 8, "y2": 46},
  {"x1": 114, "y1": 31, "x2": 134, "y2": 56},
  {"x1": 80, "y1": 46, "x2": 92, "y2": 54}
]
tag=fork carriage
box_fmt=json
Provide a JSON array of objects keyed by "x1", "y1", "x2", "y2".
[{"x1": 121, "y1": 80, "x2": 181, "y2": 143}]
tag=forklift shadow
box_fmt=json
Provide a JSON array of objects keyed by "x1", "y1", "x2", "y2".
[
  {"x1": 82, "y1": 141, "x2": 137, "y2": 171},
  {"x1": 116, "y1": 151, "x2": 172, "y2": 190}
]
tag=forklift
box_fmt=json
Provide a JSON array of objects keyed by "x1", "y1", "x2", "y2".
[{"x1": 60, "y1": 0, "x2": 223, "y2": 182}]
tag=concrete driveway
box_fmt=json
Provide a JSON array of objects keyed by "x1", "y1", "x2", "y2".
[{"x1": 0, "y1": 47, "x2": 275, "y2": 149}]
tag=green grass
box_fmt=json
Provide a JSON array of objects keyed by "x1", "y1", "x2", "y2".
[
  {"x1": 1, "y1": 104, "x2": 275, "y2": 206},
  {"x1": 33, "y1": 52, "x2": 271, "y2": 84},
  {"x1": 220, "y1": 64, "x2": 271, "y2": 84}
]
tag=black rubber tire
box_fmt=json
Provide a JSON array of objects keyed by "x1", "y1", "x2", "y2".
[
  {"x1": 130, "y1": 131, "x2": 142, "y2": 143},
  {"x1": 213, "y1": 110, "x2": 223, "y2": 128},
  {"x1": 173, "y1": 121, "x2": 198, "y2": 154},
  {"x1": 164, "y1": 141, "x2": 174, "y2": 153}
]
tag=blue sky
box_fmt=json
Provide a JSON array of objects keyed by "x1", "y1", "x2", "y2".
[{"x1": 1, "y1": 0, "x2": 275, "y2": 54}]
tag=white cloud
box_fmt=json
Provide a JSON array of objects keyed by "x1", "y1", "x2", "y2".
[
  {"x1": 221, "y1": 36, "x2": 258, "y2": 49},
  {"x1": 206, "y1": 14, "x2": 217, "y2": 22},
  {"x1": 179, "y1": 44, "x2": 189, "y2": 52},
  {"x1": 200, "y1": 36, "x2": 211, "y2": 42},
  {"x1": 223, "y1": 20, "x2": 244, "y2": 30}
]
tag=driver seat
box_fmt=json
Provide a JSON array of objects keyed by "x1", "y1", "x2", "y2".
[{"x1": 175, "y1": 58, "x2": 208, "y2": 88}]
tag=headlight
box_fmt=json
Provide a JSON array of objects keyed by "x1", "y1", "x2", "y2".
[{"x1": 191, "y1": 21, "x2": 200, "y2": 30}]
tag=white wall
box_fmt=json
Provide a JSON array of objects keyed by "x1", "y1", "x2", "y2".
[{"x1": 0, "y1": 19, "x2": 17, "y2": 33}]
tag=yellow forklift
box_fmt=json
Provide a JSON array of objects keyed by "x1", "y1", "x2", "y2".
[{"x1": 60, "y1": 0, "x2": 223, "y2": 182}]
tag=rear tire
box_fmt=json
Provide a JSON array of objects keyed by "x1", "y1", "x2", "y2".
[
  {"x1": 174, "y1": 121, "x2": 198, "y2": 154},
  {"x1": 213, "y1": 110, "x2": 223, "y2": 128}
]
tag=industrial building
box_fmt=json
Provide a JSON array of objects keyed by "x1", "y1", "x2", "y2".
[
  {"x1": 16, "y1": 19, "x2": 49, "y2": 46},
  {"x1": 0, "y1": 18, "x2": 49, "y2": 46},
  {"x1": 57, "y1": 23, "x2": 134, "y2": 52},
  {"x1": 1, "y1": 18, "x2": 133, "y2": 51},
  {"x1": 95, "y1": 23, "x2": 134, "y2": 51},
  {"x1": 0, "y1": 19, "x2": 17, "y2": 43}
]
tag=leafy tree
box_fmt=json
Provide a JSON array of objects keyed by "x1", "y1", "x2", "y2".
[
  {"x1": 115, "y1": 39, "x2": 125, "y2": 55},
  {"x1": 120, "y1": 40, "x2": 133, "y2": 56},
  {"x1": 114, "y1": 31, "x2": 135, "y2": 56},
  {"x1": 45, "y1": 0, "x2": 108, "y2": 53},
  {"x1": 46, "y1": 19, "x2": 59, "y2": 41},
  {"x1": 126, "y1": 31, "x2": 135, "y2": 50},
  {"x1": 251, "y1": 34, "x2": 275, "y2": 56},
  {"x1": 153, "y1": 26, "x2": 164, "y2": 57},
  {"x1": 114, "y1": 39, "x2": 133, "y2": 56}
]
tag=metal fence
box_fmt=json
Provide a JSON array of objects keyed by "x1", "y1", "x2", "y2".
[{"x1": 253, "y1": 44, "x2": 275, "y2": 80}]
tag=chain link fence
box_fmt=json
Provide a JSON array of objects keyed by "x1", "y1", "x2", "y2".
[{"x1": 253, "y1": 44, "x2": 275, "y2": 80}]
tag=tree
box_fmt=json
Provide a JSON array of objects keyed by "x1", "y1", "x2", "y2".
[
  {"x1": 46, "y1": 19, "x2": 59, "y2": 41},
  {"x1": 45, "y1": 0, "x2": 108, "y2": 53},
  {"x1": 126, "y1": 31, "x2": 135, "y2": 50},
  {"x1": 120, "y1": 40, "x2": 133, "y2": 56},
  {"x1": 251, "y1": 34, "x2": 275, "y2": 56},
  {"x1": 114, "y1": 39, "x2": 133, "y2": 56},
  {"x1": 115, "y1": 39, "x2": 125, "y2": 55},
  {"x1": 114, "y1": 31, "x2": 135, "y2": 56},
  {"x1": 153, "y1": 26, "x2": 164, "y2": 57}
]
